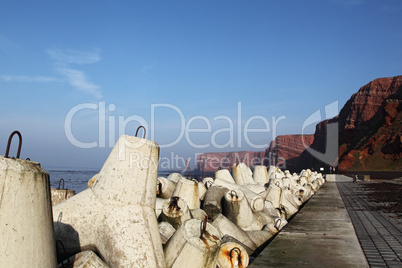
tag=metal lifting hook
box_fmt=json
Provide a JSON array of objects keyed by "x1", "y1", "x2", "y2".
[
  {"x1": 199, "y1": 216, "x2": 208, "y2": 239},
  {"x1": 135, "y1": 126, "x2": 146, "y2": 139},
  {"x1": 5, "y1": 130, "x2": 22, "y2": 159},
  {"x1": 230, "y1": 247, "x2": 242, "y2": 263},
  {"x1": 57, "y1": 178, "x2": 65, "y2": 190},
  {"x1": 229, "y1": 190, "x2": 238, "y2": 198}
]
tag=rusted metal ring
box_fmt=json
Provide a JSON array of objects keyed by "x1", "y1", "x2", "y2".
[
  {"x1": 157, "y1": 180, "x2": 162, "y2": 195},
  {"x1": 230, "y1": 247, "x2": 242, "y2": 259},
  {"x1": 26, "y1": 158, "x2": 30, "y2": 161},
  {"x1": 57, "y1": 212, "x2": 63, "y2": 222},
  {"x1": 279, "y1": 205, "x2": 287, "y2": 218},
  {"x1": 5, "y1": 130, "x2": 22, "y2": 159},
  {"x1": 57, "y1": 178, "x2": 65, "y2": 190},
  {"x1": 275, "y1": 218, "x2": 282, "y2": 229},
  {"x1": 205, "y1": 180, "x2": 213, "y2": 188},
  {"x1": 168, "y1": 196, "x2": 181, "y2": 211},
  {"x1": 135, "y1": 126, "x2": 146, "y2": 139},
  {"x1": 199, "y1": 216, "x2": 208, "y2": 239},
  {"x1": 229, "y1": 190, "x2": 238, "y2": 198},
  {"x1": 185, "y1": 173, "x2": 193, "y2": 180}
]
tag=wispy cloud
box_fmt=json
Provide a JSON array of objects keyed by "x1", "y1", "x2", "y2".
[
  {"x1": 46, "y1": 48, "x2": 103, "y2": 98},
  {"x1": 1, "y1": 47, "x2": 102, "y2": 99},
  {"x1": 57, "y1": 67, "x2": 102, "y2": 99},
  {"x1": 1, "y1": 74, "x2": 60, "y2": 83},
  {"x1": 46, "y1": 48, "x2": 101, "y2": 64}
]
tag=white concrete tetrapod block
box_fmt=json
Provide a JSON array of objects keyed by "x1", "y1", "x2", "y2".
[
  {"x1": 216, "y1": 242, "x2": 249, "y2": 268},
  {"x1": 159, "y1": 196, "x2": 192, "y2": 229},
  {"x1": 231, "y1": 163, "x2": 256, "y2": 185},
  {"x1": 280, "y1": 190, "x2": 299, "y2": 219},
  {"x1": 270, "y1": 171, "x2": 284, "y2": 182},
  {"x1": 212, "y1": 214, "x2": 257, "y2": 251},
  {"x1": 202, "y1": 184, "x2": 230, "y2": 219},
  {"x1": 262, "y1": 222, "x2": 279, "y2": 235},
  {"x1": 159, "y1": 221, "x2": 176, "y2": 245},
  {"x1": 296, "y1": 185, "x2": 310, "y2": 203},
  {"x1": 91, "y1": 135, "x2": 159, "y2": 208},
  {"x1": 197, "y1": 181, "x2": 207, "y2": 201},
  {"x1": 317, "y1": 174, "x2": 325, "y2": 186},
  {"x1": 157, "y1": 177, "x2": 176, "y2": 199},
  {"x1": 291, "y1": 173, "x2": 299, "y2": 184},
  {"x1": 222, "y1": 190, "x2": 262, "y2": 231},
  {"x1": 55, "y1": 192, "x2": 166, "y2": 267},
  {"x1": 243, "y1": 183, "x2": 267, "y2": 195},
  {"x1": 87, "y1": 173, "x2": 98, "y2": 188},
  {"x1": 167, "y1": 173, "x2": 183, "y2": 184},
  {"x1": 53, "y1": 189, "x2": 99, "y2": 253},
  {"x1": 265, "y1": 182, "x2": 282, "y2": 208},
  {"x1": 292, "y1": 191, "x2": 303, "y2": 207},
  {"x1": 267, "y1": 166, "x2": 277, "y2": 181},
  {"x1": 305, "y1": 169, "x2": 312, "y2": 182},
  {"x1": 253, "y1": 210, "x2": 275, "y2": 227},
  {"x1": 246, "y1": 230, "x2": 274, "y2": 249},
  {"x1": 281, "y1": 188, "x2": 299, "y2": 209},
  {"x1": 156, "y1": 197, "x2": 169, "y2": 218},
  {"x1": 263, "y1": 200, "x2": 281, "y2": 218},
  {"x1": 306, "y1": 184, "x2": 315, "y2": 197},
  {"x1": 292, "y1": 182, "x2": 306, "y2": 195},
  {"x1": 172, "y1": 177, "x2": 201, "y2": 210},
  {"x1": 190, "y1": 208, "x2": 208, "y2": 221},
  {"x1": 213, "y1": 179, "x2": 264, "y2": 212},
  {"x1": 274, "y1": 217, "x2": 288, "y2": 231},
  {"x1": 0, "y1": 157, "x2": 57, "y2": 268},
  {"x1": 281, "y1": 177, "x2": 293, "y2": 191},
  {"x1": 299, "y1": 176, "x2": 308, "y2": 187},
  {"x1": 311, "y1": 180, "x2": 320, "y2": 191},
  {"x1": 53, "y1": 135, "x2": 165, "y2": 268},
  {"x1": 214, "y1": 169, "x2": 235, "y2": 184},
  {"x1": 51, "y1": 188, "x2": 76, "y2": 206},
  {"x1": 58, "y1": 250, "x2": 109, "y2": 268},
  {"x1": 270, "y1": 176, "x2": 283, "y2": 188},
  {"x1": 252, "y1": 165, "x2": 269, "y2": 186},
  {"x1": 96, "y1": 205, "x2": 163, "y2": 268},
  {"x1": 164, "y1": 219, "x2": 221, "y2": 268},
  {"x1": 220, "y1": 235, "x2": 254, "y2": 256},
  {"x1": 202, "y1": 177, "x2": 214, "y2": 189}
]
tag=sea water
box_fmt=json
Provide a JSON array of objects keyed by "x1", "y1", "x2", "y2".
[{"x1": 48, "y1": 168, "x2": 174, "y2": 194}]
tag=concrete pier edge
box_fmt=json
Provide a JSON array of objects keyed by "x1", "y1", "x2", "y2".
[{"x1": 249, "y1": 174, "x2": 369, "y2": 267}]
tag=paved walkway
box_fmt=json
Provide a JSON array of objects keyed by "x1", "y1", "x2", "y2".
[
  {"x1": 337, "y1": 179, "x2": 402, "y2": 267},
  {"x1": 250, "y1": 178, "x2": 368, "y2": 267}
]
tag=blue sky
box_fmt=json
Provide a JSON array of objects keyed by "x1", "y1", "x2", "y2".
[{"x1": 1, "y1": 0, "x2": 401, "y2": 170}]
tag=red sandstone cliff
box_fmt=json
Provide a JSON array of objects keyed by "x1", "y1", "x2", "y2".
[
  {"x1": 303, "y1": 75, "x2": 402, "y2": 171},
  {"x1": 194, "y1": 76, "x2": 402, "y2": 173},
  {"x1": 194, "y1": 134, "x2": 314, "y2": 173},
  {"x1": 264, "y1": 135, "x2": 314, "y2": 170}
]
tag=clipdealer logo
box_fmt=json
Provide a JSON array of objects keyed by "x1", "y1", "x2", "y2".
[{"x1": 64, "y1": 101, "x2": 339, "y2": 169}]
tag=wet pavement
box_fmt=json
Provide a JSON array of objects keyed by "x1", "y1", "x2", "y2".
[
  {"x1": 250, "y1": 175, "x2": 402, "y2": 267},
  {"x1": 337, "y1": 179, "x2": 402, "y2": 267}
]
